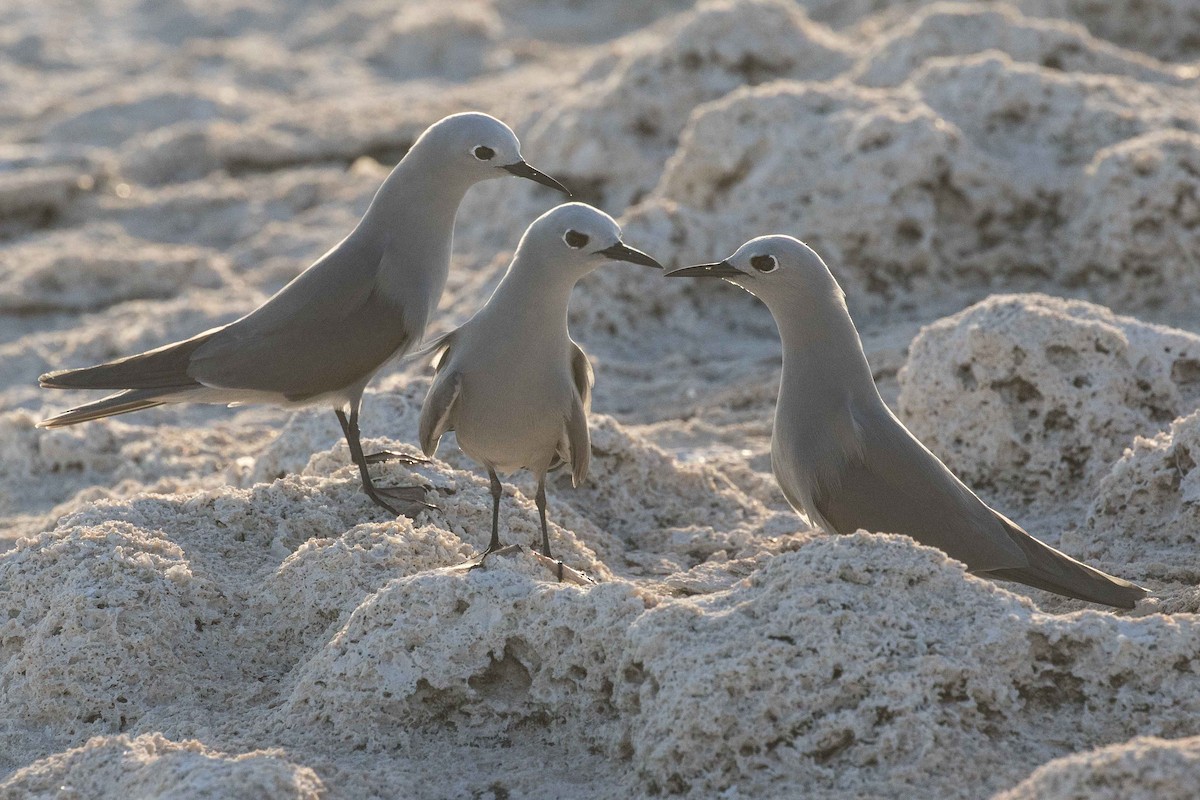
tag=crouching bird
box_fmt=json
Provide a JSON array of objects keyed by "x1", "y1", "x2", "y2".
[
  {"x1": 667, "y1": 235, "x2": 1148, "y2": 609},
  {"x1": 38, "y1": 112, "x2": 569, "y2": 518},
  {"x1": 419, "y1": 202, "x2": 661, "y2": 564}
]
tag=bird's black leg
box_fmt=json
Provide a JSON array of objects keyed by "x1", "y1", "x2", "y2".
[
  {"x1": 535, "y1": 476, "x2": 552, "y2": 558},
  {"x1": 463, "y1": 469, "x2": 516, "y2": 572},
  {"x1": 336, "y1": 408, "x2": 433, "y2": 518},
  {"x1": 485, "y1": 468, "x2": 504, "y2": 555},
  {"x1": 535, "y1": 476, "x2": 564, "y2": 581},
  {"x1": 344, "y1": 404, "x2": 427, "y2": 465}
]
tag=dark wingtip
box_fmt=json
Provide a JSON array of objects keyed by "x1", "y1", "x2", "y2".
[
  {"x1": 39, "y1": 369, "x2": 89, "y2": 390},
  {"x1": 1121, "y1": 583, "x2": 1152, "y2": 609}
]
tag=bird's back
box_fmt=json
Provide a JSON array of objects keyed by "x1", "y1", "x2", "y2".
[
  {"x1": 189, "y1": 232, "x2": 415, "y2": 401},
  {"x1": 785, "y1": 402, "x2": 1146, "y2": 608}
]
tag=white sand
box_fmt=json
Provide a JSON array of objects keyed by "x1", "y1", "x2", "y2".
[{"x1": 2, "y1": 0, "x2": 1200, "y2": 796}]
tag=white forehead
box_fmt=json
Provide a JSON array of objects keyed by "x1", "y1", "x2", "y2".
[
  {"x1": 734, "y1": 234, "x2": 822, "y2": 266},
  {"x1": 424, "y1": 112, "x2": 520, "y2": 149},
  {"x1": 530, "y1": 202, "x2": 622, "y2": 241}
]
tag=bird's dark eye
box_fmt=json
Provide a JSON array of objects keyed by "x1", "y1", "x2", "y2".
[
  {"x1": 564, "y1": 230, "x2": 589, "y2": 249},
  {"x1": 751, "y1": 254, "x2": 778, "y2": 273},
  {"x1": 473, "y1": 145, "x2": 495, "y2": 161}
]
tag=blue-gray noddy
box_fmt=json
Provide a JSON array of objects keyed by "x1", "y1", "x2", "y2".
[
  {"x1": 419, "y1": 202, "x2": 661, "y2": 561},
  {"x1": 38, "y1": 112, "x2": 570, "y2": 518},
  {"x1": 668, "y1": 235, "x2": 1148, "y2": 609}
]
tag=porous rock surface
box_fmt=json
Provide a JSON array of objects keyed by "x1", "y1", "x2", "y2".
[
  {"x1": 1066, "y1": 130, "x2": 1200, "y2": 311},
  {"x1": 622, "y1": 537, "x2": 1200, "y2": 797},
  {"x1": 527, "y1": 0, "x2": 854, "y2": 207},
  {"x1": 993, "y1": 735, "x2": 1200, "y2": 800},
  {"x1": 852, "y1": 3, "x2": 1192, "y2": 88},
  {"x1": 597, "y1": 26, "x2": 1200, "y2": 327},
  {"x1": 1015, "y1": 0, "x2": 1200, "y2": 63},
  {"x1": 4, "y1": 0, "x2": 1200, "y2": 796},
  {"x1": 0, "y1": 733, "x2": 323, "y2": 799},
  {"x1": 1070, "y1": 410, "x2": 1200, "y2": 590},
  {"x1": 0, "y1": 230, "x2": 235, "y2": 314},
  {"x1": 898, "y1": 293, "x2": 1200, "y2": 505}
]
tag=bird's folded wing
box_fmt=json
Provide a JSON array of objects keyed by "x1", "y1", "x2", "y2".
[
  {"x1": 39, "y1": 328, "x2": 221, "y2": 391},
  {"x1": 569, "y1": 340, "x2": 594, "y2": 412},
  {"x1": 419, "y1": 363, "x2": 461, "y2": 458},
  {"x1": 811, "y1": 408, "x2": 1027, "y2": 572},
  {"x1": 189, "y1": 236, "x2": 412, "y2": 399},
  {"x1": 561, "y1": 390, "x2": 590, "y2": 488},
  {"x1": 190, "y1": 303, "x2": 411, "y2": 400},
  {"x1": 557, "y1": 341, "x2": 593, "y2": 487},
  {"x1": 979, "y1": 511, "x2": 1147, "y2": 608}
]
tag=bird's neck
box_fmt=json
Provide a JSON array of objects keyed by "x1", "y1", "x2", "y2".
[
  {"x1": 357, "y1": 152, "x2": 479, "y2": 339},
  {"x1": 360, "y1": 152, "x2": 473, "y2": 236},
  {"x1": 485, "y1": 262, "x2": 576, "y2": 340},
  {"x1": 771, "y1": 290, "x2": 880, "y2": 416}
]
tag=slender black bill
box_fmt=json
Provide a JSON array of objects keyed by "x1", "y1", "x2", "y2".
[
  {"x1": 501, "y1": 161, "x2": 571, "y2": 196},
  {"x1": 664, "y1": 260, "x2": 743, "y2": 278},
  {"x1": 596, "y1": 242, "x2": 663, "y2": 269}
]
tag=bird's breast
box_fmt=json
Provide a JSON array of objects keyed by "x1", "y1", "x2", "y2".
[{"x1": 448, "y1": 350, "x2": 576, "y2": 475}]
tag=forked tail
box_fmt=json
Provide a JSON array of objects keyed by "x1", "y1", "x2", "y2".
[{"x1": 38, "y1": 389, "x2": 168, "y2": 428}]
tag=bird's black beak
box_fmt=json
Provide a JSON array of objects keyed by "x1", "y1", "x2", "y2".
[
  {"x1": 595, "y1": 242, "x2": 663, "y2": 270},
  {"x1": 664, "y1": 260, "x2": 743, "y2": 277},
  {"x1": 501, "y1": 161, "x2": 571, "y2": 196}
]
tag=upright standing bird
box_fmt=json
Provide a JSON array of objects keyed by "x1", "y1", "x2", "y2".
[
  {"x1": 38, "y1": 112, "x2": 569, "y2": 517},
  {"x1": 667, "y1": 235, "x2": 1148, "y2": 608},
  {"x1": 419, "y1": 202, "x2": 661, "y2": 561}
]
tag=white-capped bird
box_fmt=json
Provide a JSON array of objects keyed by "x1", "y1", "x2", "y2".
[
  {"x1": 39, "y1": 112, "x2": 569, "y2": 517},
  {"x1": 667, "y1": 235, "x2": 1147, "y2": 608},
  {"x1": 419, "y1": 202, "x2": 661, "y2": 562}
]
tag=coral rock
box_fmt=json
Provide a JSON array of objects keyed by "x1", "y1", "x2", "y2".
[{"x1": 898, "y1": 294, "x2": 1200, "y2": 503}]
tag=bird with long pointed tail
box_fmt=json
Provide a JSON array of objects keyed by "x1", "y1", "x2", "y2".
[
  {"x1": 667, "y1": 236, "x2": 1147, "y2": 608},
  {"x1": 38, "y1": 112, "x2": 569, "y2": 517},
  {"x1": 419, "y1": 203, "x2": 660, "y2": 565}
]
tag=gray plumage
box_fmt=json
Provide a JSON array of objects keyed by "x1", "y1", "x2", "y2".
[
  {"x1": 38, "y1": 112, "x2": 569, "y2": 517},
  {"x1": 419, "y1": 202, "x2": 661, "y2": 558},
  {"x1": 667, "y1": 235, "x2": 1148, "y2": 609}
]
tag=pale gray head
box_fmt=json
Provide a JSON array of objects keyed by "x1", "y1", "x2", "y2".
[
  {"x1": 665, "y1": 235, "x2": 845, "y2": 312},
  {"x1": 514, "y1": 202, "x2": 662, "y2": 278},
  {"x1": 409, "y1": 112, "x2": 570, "y2": 194}
]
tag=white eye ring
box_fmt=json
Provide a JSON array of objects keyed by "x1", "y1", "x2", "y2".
[
  {"x1": 751, "y1": 254, "x2": 778, "y2": 273},
  {"x1": 748, "y1": 255, "x2": 777, "y2": 273},
  {"x1": 472, "y1": 145, "x2": 495, "y2": 161},
  {"x1": 563, "y1": 230, "x2": 589, "y2": 249}
]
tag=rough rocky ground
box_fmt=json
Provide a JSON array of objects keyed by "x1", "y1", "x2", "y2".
[{"x1": 2, "y1": 0, "x2": 1199, "y2": 797}]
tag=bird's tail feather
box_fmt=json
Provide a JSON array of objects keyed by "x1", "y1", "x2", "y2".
[
  {"x1": 982, "y1": 518, "x2": 1149, "y2": 609},
  {"x1": 38, "y1": 389, "x2": 169, "y2": 428},
  {"x1": 39, "y1": 328, "x2": 218, "y2": 391}
]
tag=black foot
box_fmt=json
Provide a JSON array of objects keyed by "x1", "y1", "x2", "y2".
[
  {"x1": 465, "y1": 543, "x2": 522, "y2": 571},
  {"x1": 528, "y1": 550, "x2": 594, "y2": 585},
  {"x1": 366, "y1": 484, "x2": 437, "y2": 518},
  {"x1": 452, "y1": 545, "x2": 593, "y2": 585},
  {"x1": 363, "y1": 450, "x2": 430, "y2": 466}
]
